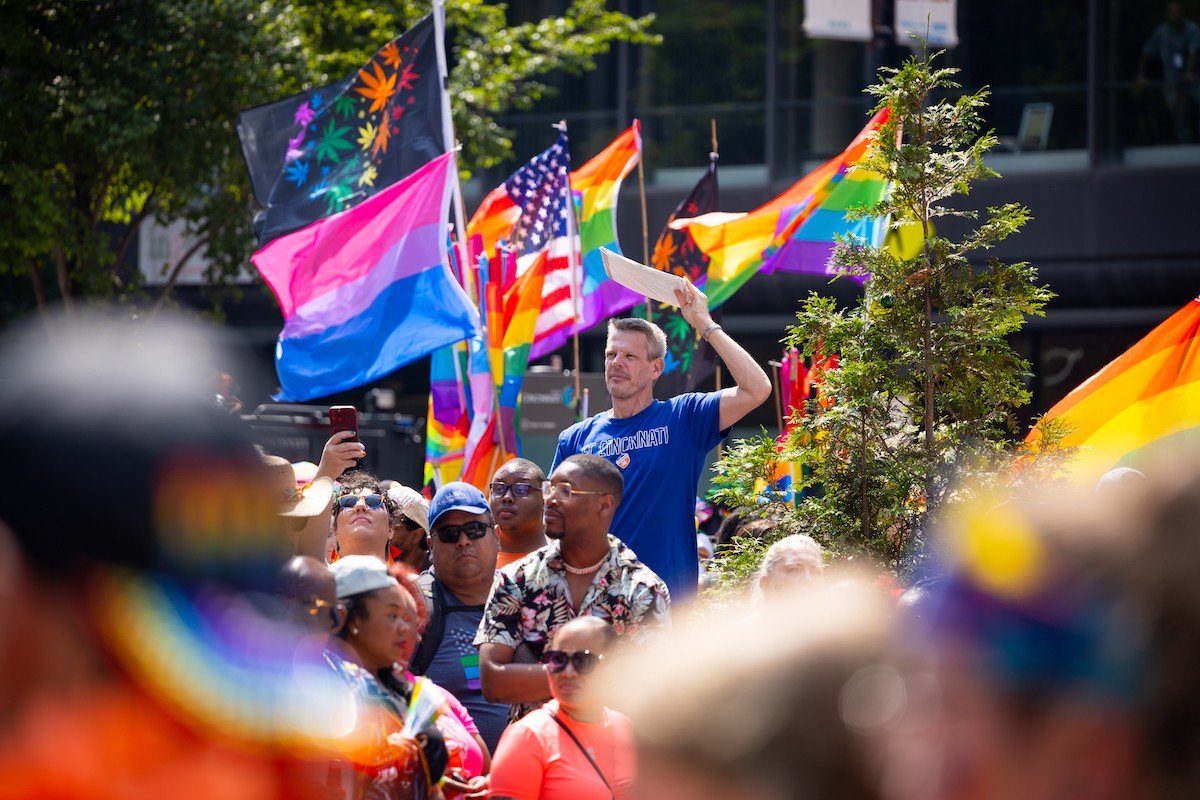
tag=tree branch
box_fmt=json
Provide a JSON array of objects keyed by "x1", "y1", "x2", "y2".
[
  {"x1": 114, "y1": 185, "x2": 159, "y2": 268},
  {"x1": 88, "y1": 159, "x2": 121, "y2": 233},
  {"x1": 149, "y1": 234, "x2": 209, "y2": 320},
  {"x1": 27, "y1": 260, "x2": 48, "y2": 311},
  {"x1": 52, "y1": 244, "x2": 73, "y2": 311}
]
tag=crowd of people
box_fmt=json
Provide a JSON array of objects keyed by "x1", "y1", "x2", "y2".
[{"x1": 4, "y1": 283, "x2": 1200, "y2": 800}]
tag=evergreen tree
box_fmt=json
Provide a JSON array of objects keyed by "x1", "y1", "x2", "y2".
[{"x1": 709, "y1": 47, "x2": 1068, "y2": 586}]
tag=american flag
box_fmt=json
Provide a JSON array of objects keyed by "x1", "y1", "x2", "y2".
[{"x1": 504, "y1": 132, "x2": 578, "y2": 347}]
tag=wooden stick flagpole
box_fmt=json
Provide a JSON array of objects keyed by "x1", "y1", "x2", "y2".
[
  {"x1": 434, "y1": 0, "x2": 469, "y2": 261},
  {"x1": 556, "y1": 119, "x2": 584, "y2": 420},
  {"x1": 711, "y1": 118, "x2": 723, "y2": 459},
  {"x1": 770, "y1": 359, "x2": 784, "y2": 437},
  {"x1": 637, "y1": 138, "x2": 651, "y2": 321}
]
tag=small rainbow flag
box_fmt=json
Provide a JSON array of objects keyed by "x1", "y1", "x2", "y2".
[
  {"x1": 675, "y1": 110, "x2": 889, "y2": 308},
  {"x1": 1027, "y1": 297, "x2": 1200, "y2": 478}
]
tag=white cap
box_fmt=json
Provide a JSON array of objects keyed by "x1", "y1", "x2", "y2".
[
  {"x1": 329, "y1": 555, "x2": 397, "y2": 598},
  {"x1": 387, "y1": 483, "x2": 430, "y2": 532}
]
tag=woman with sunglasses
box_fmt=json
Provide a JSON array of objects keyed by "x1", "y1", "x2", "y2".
[
  {"x1": 330, "y1": 470, "x2": 403, "y2": 564},
  {"x1": 488, "y1": 617, "x2": 634, "y2": 800}
]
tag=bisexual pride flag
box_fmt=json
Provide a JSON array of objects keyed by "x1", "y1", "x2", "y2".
[{"x1": 253, "y1": 152, "x2": 480, "y2": 401}]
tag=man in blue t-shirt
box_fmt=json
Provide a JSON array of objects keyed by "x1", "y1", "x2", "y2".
[{"x1": 552, "y1": 280, "x2": 771, "y2": 600}]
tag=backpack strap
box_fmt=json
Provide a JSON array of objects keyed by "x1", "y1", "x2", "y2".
[
  {"x1": 410, "y1": 571, "x2": 489, "y2": 676},
  {"x1": 410, "y1": 571, "x2": 446, "y2": 676}
]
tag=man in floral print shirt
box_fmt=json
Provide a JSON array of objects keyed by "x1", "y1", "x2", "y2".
[{"x1": 474, "y1": 454, "x2": 671, "y2": 721}]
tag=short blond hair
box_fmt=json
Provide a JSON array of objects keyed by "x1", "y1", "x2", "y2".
[{"x1": 608, "y1": 317, "x2": 667, "y2": 362}]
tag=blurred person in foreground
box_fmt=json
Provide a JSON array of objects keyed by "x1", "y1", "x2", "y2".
[
  {"x1": 0, "y1": 311, "x2": 330, "y2": 798},
  {"x1": 329, "y1": 555, "x2": 449, "y2": 798},
  {"x1": 606, "y1": 583, "x2": 896, "y2": 800},
  {"x1": 280, "y1": 555, "x2": 416, "y2": 799},
  {"x1": 410, "y1": 482, "x2": 511, "y2": 754},
  {"x1": 893, "y1": 458, "x2": 1200, "y2": 800},
  {"x1": 475, "y1": 455, "x2": 671, "y2": 723},
  {"x1": 489, "y1": 458, "x2": 547, "y2": 568},
  {"x1": 489, "y1": 617, "x2": 634, "y2": 800}
]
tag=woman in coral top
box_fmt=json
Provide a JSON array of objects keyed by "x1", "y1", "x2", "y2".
[{"x1": 488, "y1": 617, "x2": 634, "y2": 800}]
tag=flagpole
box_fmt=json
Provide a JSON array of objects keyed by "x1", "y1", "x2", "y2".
[
  {"x1": 555, "y1": 119, "x2": 584, "y2": 419},
  {"x1": 637, "y1": 141, "x2": 651, "y2": 321},
  {"x1": 770, "y1": 359, "x2": 784, "y2": 437},
  {"x1": 715, "y1": 364, "x2": 723, "y2": 459},
  {"x1": 712, "y1": 118, "x2": 723, "y2": 458},
  {"x1": 434, "y1": 0, "x2": 470, "y2": 260}
]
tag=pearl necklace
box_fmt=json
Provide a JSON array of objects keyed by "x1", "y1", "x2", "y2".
[{"x1": 562, "y1": 553, "x2": 608, "y2": 575}]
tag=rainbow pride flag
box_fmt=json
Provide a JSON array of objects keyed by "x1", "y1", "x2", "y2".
[
  {"x1": 544, "y1": 121, "x2": 644, "y2": 358},
  {"x1": 253, "y1": 152, "x2": 479, "y2": 401},
  {"x1": 424, "y1": 343, "x2": 469, "y2": 490},
  {"x1": 1027, "y1": 297, "x2": 1200, "y2": 479},
  {"x1": 467, "y1": 124, "x2": 642, "y2": 359},
  {"x1": 427, "y1": 234, "x2": 554, "y2": 491},
  {"x1": 675, "y1": 110, "x2": 889, "y2": 308},
  {"x1": 497, "y1": 252, "x2": 548, "y2": 454}
]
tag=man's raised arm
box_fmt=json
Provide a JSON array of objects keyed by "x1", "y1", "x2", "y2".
[{"x1": 674, "y1": 280, "x2": 772, "y2": 430}]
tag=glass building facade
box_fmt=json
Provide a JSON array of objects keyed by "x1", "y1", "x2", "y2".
[{"x1": 476, "y1": 0, "x2": 1200, "y2": 427}]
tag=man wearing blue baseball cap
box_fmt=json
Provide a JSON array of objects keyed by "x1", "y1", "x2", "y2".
[{"x1": 410, "y1": 481, "x2": 510, "y2": 753}]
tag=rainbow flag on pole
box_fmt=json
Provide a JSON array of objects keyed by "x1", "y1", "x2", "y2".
[
  {"x1": 542, "y1": 121, "x2": 644, "y2": 358},
  {"x1": 424, "y1": 343, "x2": 470, "y2": 489},
  {"x1": 467, "y1": 124, "x2": 642, "y2": 359},
  {"x1": 1027, "y1": 297, "x2": 1200, "y2": 478},
  {"x1": 674, "y1": 110, "x2": 889, "y2": 308}
]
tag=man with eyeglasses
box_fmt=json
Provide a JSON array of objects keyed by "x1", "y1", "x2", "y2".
[
  {"x1": 410, "y1": 481, "x2": 510, "y2": 753},
  {"x1": 475, "y1": 454, "x2": 670, "y2": 723},
  {"x1": 489, "y1": 458, "x2": 547, "y2": 569},
  {"x1": 552, "y1": 285, "x2": 771, "y2": 603}
]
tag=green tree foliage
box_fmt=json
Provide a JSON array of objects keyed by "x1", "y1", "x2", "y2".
[
  {"x1": 710, "y1": 48, "x2": 1064, "y2": 581},
  {"x1": 0, "y1": 0, "x2": 298, "y2": 312},
  {"x1": 0, "y1": 0, "x2": 657, "y2": 317}
]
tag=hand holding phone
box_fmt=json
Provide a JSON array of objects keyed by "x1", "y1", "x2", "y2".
[{"x1": 329, "y1": 405, "x2": 358, "y2": 442}]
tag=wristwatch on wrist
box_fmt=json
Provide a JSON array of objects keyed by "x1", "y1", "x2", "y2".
[{"x1": 700, "y1": 322, "x2": 722, "y2": 342}]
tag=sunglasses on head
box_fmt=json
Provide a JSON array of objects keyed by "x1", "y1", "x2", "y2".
[
  {"x1": 336, "y1": 493, "x2": 384, "y2": 510},
  {"x1": 433, "y1": 521, "x2": 491, "y2": 544},
  {"x1": 543, "y1": 648, "x2": 605, "y2": 675},
  {"x1": 489, "y1": 481, "x2": 538, "y2": 499}
]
